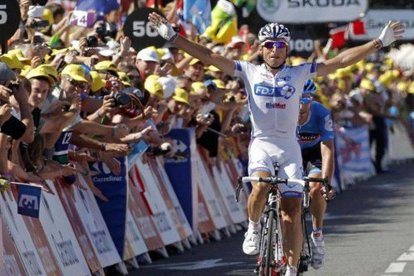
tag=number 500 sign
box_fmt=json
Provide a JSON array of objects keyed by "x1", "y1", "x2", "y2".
[
  {"x1": 0, "y1": 0, "x2": 20, "y2": 43},
  {"x1": 123, "y1": 8, "x2": 165, "y2": 52},
  {"x1": 0, "y1": 5, "x2": 7, "y2": 24},
  {"x1": 133, "y1": 21, "x2": 158, "y2": 38}
]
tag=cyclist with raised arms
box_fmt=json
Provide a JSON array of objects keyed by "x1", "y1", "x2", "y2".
[
  {"x1": 298, "y1": 79, "x2": 335, "y2": 269},
  {"x1": 148, "y1": 13, "x2": 404, "y2": 276}
]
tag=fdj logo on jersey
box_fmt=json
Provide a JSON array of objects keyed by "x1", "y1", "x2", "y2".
[{"x1": 254, "y1": 84, "x2": 296, "y2": 99}]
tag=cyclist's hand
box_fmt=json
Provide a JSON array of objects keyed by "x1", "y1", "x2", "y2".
[{"x1": 321, "y1": 183, "x2": 336, "y2": 201}]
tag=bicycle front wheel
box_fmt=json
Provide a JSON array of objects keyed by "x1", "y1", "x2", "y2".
[{"x1": 264, "y1": 210, "x2": 275, "y2": 276}]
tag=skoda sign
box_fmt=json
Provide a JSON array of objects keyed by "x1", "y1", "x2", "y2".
[{"x1": 257, "y1": 0, "x2": 368, "y2": 23}]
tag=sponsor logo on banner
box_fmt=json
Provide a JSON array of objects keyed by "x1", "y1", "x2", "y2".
[
  {"x1": 164, "y1": 129, "x2": 198, "y2": 230},
  {"x1": 257, "y1": 0, "x2": 368, "y2": 23},
  {"x1": 89, "y1": 158, "x2": 128, "y2": 258},
  {"x1": 350, "y1": 10, "x2": 414, "y2": 40},
  {"x1": 17, "y1": 184, "x2": 41, "y2": 218}
]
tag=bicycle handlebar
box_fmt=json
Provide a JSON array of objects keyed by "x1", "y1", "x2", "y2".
[
  {"x1": 235, "y1": 175, "x2": 333, "y2": 203},
  {"x1": 240, "y1": 176, "x2": 328, "y2": 186}
]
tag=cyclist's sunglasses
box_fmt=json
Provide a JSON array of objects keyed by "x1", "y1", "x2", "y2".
[
  {"x1": 262, "y1": 41, "x2": 288, "y2": 49},
  {"x1": 300, "y1": 96, "x2": 312, "y2": 104}
]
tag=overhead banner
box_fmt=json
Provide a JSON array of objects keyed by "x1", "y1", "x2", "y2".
[
  {"x1": 257, "y1": 0, "x2": 368, "y2": 23},
  {"x1": 349, "y1": 10, "x2": 414, "y2": 40}
]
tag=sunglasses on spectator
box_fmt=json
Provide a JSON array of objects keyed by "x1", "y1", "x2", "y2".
[
  {"x1": 262, "y1": 41, "x2": 288, "y2": 49},
  {"x1": 67, "y1": 77, "x2": 86, "y2": 89}
]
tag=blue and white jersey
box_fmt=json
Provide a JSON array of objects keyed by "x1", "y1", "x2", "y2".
[
  {"x1": 297, "y1": 101, "x2": 334, "y2": 150},
  {"x1": 234, "y1": 61, "x2": 317, "y2": 139}
]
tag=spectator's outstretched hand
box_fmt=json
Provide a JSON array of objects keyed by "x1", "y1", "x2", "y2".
[
  {"x1": 378, "y1": 21, "x2": 405, "y2": 47},
  {"x1": 148, "y1": 12, "x2": 177, "y2": 42}
]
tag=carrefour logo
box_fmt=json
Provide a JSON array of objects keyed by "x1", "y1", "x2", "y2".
[{"x1": 254, "y1": 84, "x2": 296, "y2": 99}]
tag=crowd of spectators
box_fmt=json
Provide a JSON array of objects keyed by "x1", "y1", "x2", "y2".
[{"x1": 0, "y1": 0, "x2": 413, "y2": 193}]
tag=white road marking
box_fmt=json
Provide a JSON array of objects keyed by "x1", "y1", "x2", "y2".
[
  {"x1": 148, "y1": 259, "x2": 246, "y2": 270},
  {"x1": 409, "y1": 245, "x2": 414, "y2": 251},
  {"x1": 385, "y1": 262, "x2": 406, "y2": 274},
  {"x1": 398, "y1": 252, "x2": 414, "y2": 261}
]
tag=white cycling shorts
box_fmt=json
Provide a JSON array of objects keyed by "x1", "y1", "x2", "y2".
[{"x1": 248, "y1": 137, "x2": 304, "y2": 198}]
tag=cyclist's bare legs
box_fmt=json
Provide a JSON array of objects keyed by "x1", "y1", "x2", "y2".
[
  {"x1": 243, "y1": 170, "x2": 271, "y2": 255},
  {"x1": 309, "y1": 172, "x2": 326, "y2": 229},
  {"x1": 247, "y1": 170, "x2": 271, "y2": 223},
  {"x1": 280, "y1": 198, "x2": 302, "y2": 267}
]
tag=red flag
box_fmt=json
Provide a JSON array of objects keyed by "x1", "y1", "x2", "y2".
[
  {"x1": 330, "y1": 26, "x2": 347, "y2": 49},
  {"x1": 350, "y1": 20, "x2": 366, "y2": 36}
]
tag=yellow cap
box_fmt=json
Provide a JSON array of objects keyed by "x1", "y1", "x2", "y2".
[
  {"x1": 173, "y1": 88, "x2": 189, "y2": 105},
  {"x1": 144, "y1": 74, "x2": 163, "y2": 98},
  {"x1": 0, "y1": 54, "x2": 24, "y2": 70},
  {"x1": 364, "y1": 62, "x2": 375, "y2": 73},
  {"x1": 191, "y1": 82, "x2": 206, "y2": 95},
  {"x1": 189, "y1": 58, "x2": 203, "y2": 66},
  {"x1": 360, "y1": 79, "x2": 375, "y2": 91},
  {"x1": 212, "y1": 79, "x2": 225, "y2": 89},
  {"x1": 38, "y1": 64, "x2": 58, "y2": 82},
  {"x1": 207, "y1": 65, "x2": 221, "y2": 72},
  {"x1": 26, "y1": 66, "x2": 55, "y2": 85},
  {"x1": 42, "y1": 8, "x2": 54, "y2": 25},
  {"x1": 117, "y1": 71, "x2": 131, "y2": 86},
  {"x1": 61, "y1": 64, "x2": 88, "y2": 83},
  {"x1": 408, "y1": 82, "x2": 414, "y2": 94},
  {"x1": 337, "y1": 80, "x2": 347, "y2": 92},
  {"x1": 8, "y1": 49, "x2": 30, "y2": 62},
  {"x1": 397, "y1": 81, "x2": 409, "y2": 93},
  {"x1": 90, "y1": 71, "x2": 106, "y2": 92},
  {"x1": 378, "y1": 71, "x2": 395, "y2": 88},
  {"x1": 94, "y1": 60, "x2": 118, "y2": 73}
]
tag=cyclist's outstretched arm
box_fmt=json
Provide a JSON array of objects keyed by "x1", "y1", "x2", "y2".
[
  {"x1": 148, "y1": 12, "x2": 235, "y2": 76},
  {"x1": 317, "y1": 21, "x2": 404, "y2": 76}
]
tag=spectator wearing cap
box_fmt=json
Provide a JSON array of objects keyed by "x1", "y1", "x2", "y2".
[
  {"x1": 225, "y1": 36, "x2": 245, "y2": 60},
  {"x1": 136, "y1": 47, "x2": 159, "y2": 81},
  {"x1": 164, "y1": 88, "x2": 190, "y2": 129},
  {"x1": 0, "y1": 54, "x2": 25, "y2": 75},
  {"x1": 184, "y1": 58, "x2": 204, "y2": 82},
  {"x1": 0, "y1": 62, "x2": 32, "y2": 143},
  {"x1": 103, "y1": 1, "x2": 121, "y2": 39}
]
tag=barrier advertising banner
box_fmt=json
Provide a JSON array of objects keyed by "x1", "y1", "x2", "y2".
[
  {"x1": 194, "y1": 150, "x2": 227, "y2": 229},
  {"x1": 135, "y1": 158, "x2": 181, "y2": 246},
  {"x1": 39, "y1": 180, "x2": 91, "y2": 276},
  {"x1": 257, "y1": 0, "x2": 368, "y2": 23},
  {"x1": 148, "y1": 157, "x2": 192, "y2": 240},
  {"x1": 53, "y1": 178, "x2": 102, "y2": 273},
  {"x1": 335, "y1": 126, "x2": 375, "y2": 184},
  {"x1": 89, "y1": 158, "x2": 128, "y2": 258},
  {"x1": 0, "y1": 191, "x2": 48, "y2": 276},
  {"x1": 387, "y1": 121, "x2": 414, "y2": 161},
  {"x1": 155, "y1": 157, "x2": 193, "y2": 238},
  {"x1": 65, "y1": 175, "x2": 122, "y2": 268},
  {"x1": 2, "y1": 217, "x2": 27, "y2": 276},
  {"x1": 349, "y1": 10, "x2": 414, "y2": 40},
  {"x1": 128, "y1": 167, "x2": 165, "y2": 251},
  {"x1": 164, "y1": 128, "x2": 198, "y2": 230}
]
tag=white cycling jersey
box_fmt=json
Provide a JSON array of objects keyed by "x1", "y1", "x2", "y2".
[
  {"x1": 234, "y1": 61, "x2": 317, "y2": 139},
  {"x1": 234, "y1": 60, "x2": 318, "y2": 197}
]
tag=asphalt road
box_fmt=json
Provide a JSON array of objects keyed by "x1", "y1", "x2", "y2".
[{"x1": 127, "y1": 162, "x2": 414, "y2": 276}]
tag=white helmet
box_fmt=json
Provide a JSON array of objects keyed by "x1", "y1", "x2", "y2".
[{"x1": 258, "y1": 23, "x2": 291, "y2": 43}]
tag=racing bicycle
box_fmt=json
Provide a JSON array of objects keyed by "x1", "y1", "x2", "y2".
[{"x1": 236, "y1": 163, "x2": 331, "y2": 276}]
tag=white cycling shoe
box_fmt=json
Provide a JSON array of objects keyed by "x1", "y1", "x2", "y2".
[
  {"x1": 242, "y1": 229, "x2": 260, "y2": 255},
  {"x1": 310, "y1": 232, "x2": 326, "y2": 269}
]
